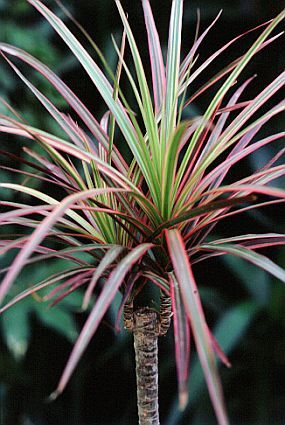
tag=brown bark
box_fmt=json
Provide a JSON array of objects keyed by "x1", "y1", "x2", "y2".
[
  {"x1": 157, "y1": 290, "x2": 172, "y2": 336},
  {"x1": 124, "y1": 293, "x2": 172, "y2": 424},
  {"x1": 133, "y1": 308, "x2": 160, "y2": 425}
]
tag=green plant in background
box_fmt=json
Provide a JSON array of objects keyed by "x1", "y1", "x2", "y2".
[
  {"x1": 0, "y1": 1, "x2": 83, "y2": 374},
  {"x1": 0, "y1": 0, "x2": 71, "y2": 125},
  {"x1": 0, "y1": 0, "x2": 285, "y2": 424}
]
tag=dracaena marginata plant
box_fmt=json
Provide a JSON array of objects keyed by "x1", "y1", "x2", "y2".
[{"x1": 0, "y1": 0, "x2": 285, "y2": 424}]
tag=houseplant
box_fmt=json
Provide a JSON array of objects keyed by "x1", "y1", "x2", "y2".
[{"x1": 0, "y1": 0, "x2": 285, "y2": 423}]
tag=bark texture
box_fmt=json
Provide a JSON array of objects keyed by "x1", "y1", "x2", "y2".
[
  {"x1": 133, "y1": 308, "x2": 160, "y2": 425},
  {"x1": 158, "y1": 291, "x2": 173, "y2": 336},
  {"x1": 123, "y1": 300, "x2": 134, "y2": 331}
]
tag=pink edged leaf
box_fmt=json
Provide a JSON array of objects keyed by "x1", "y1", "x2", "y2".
[
  {"x1": 115, "y1": 271, "x2": 142, "y2": 333},
  {"x1": 51, "y1": 242, "x2": 153, "y2": 397},
  {"x1": 142, "y1": 0, "x2": 166, "y2": 113},
  {"x1": 48, "y1": 278, "x2": 89, "y2": 308},
  {"x1": 191, "y1": 231, "x2": 285, "y2": 265},
  {"x1": 114, "y1": 0, "x2": 161, "y2": 179},
  {"x1": 190, "y1": 233, "x2": 285, "y2": 264},
  {"x1": 204, "y1": 182, "x2": 285, "y2": 201},
  {"x1": 203, "y1": 233, "x2": 285, "y2": 250},
  {"x1": 0, "y1": 165, "x2": 74, "y2": 192},
  {"x1": 257, "y1": 146, "x2": 285, "y2": 174},
  {"x1": 208, "y1": 329, "x2": 231, "y2": 368},
  {"x1": 0, "y1": 237, "x2": 31, "y2": 256},
  {"x1": 73, "y1": 200, "x2": 153, "y2": 237},
  {"x1": 197, "y1": 75, "x2": 257, "y2": 165},
  {"x1": 149, "y1": 195, "x2": 254, "y2": 241},
  {"x1": 216, "y1": 72, "x2": 285, "y2": 149},
  {"x1": 0, "y1": 267, "x2": 94, "y2": 313},
  {"x1": 100, "y1": 110, "x2": 110, "y2": 136},
  {"x1": 44, "y1": 269, "x2": 94, "y2": 302},
  {"x1": 182, "y1": 22, "x2": 284, "y2": 102},
  {"x1": 228, "y1": 122, "x2": 264, "y2": 158},
  {"x1": 27, "y1": 0, "x2": 159, "y2": 200},
  {"x1": 0, "y1": 117, "x2": 162, "y2": 226},
  {"x1": 0, "y1": 234, "x2": 79, "y2": 258},
  {"x1": 216, "y1": 101, "x2": 252, "y2": 114},
  {"x1": 231, "y1": 163, "x2": 285, "y2": 187},
  {"x1": 0, "y1": 243, "x2": 119, "y2": 284},
  {"x1": 0, "y1": 188, "x2": 126, "y2": 305},
  {"x1": 178, "y1": 10, "x2": 285, "y2": 193},
  {"x1": 165, "y1": 229, "x2": 229, "y2": 425},
  {"x1": 184, "y1": 199, "x2": 285, "y2": 245},
  {"x1": 198, "y1": 243, "x2": 285, "y2": 283},
  {"x1": 198, "y1": 132, "x2": 285, "y2": 193},
  {"x1": 0, "y1": 43, "x2": 127, "y2": 173},
  {"x1": 0, "y1": 204, "x2": 54, "y2": 223},
  {"x1": 0, "y1": 115, "x2": 161, "y2": 224},
  {"x1": 0, "y1": 51, "x2": 89, "y2": 149},
  {"x1": 184, "y1": 30, "x2": 283, "y2": 108},
  {"x1": 2, "y1": 117, "x2": 121, "y2": 204},
  {"x1": 179, "y1": 10, "x2": 222, "y2": 80},
  {"x1": 164, "y1": 0, "x2": 183, "y2": 139},
  {"x1": 169, "y1": 272, "x2": 191, "y2": 410},
  {"x1": 107, "y1": 28, "x2": 126, "y2": 164},
  {"x1": 180, "y1": 89, "x2": 285, "y2": 206},
  {"x1": 0, "y1": 146, "x2": 71, "y2": 185},
  {"x1": 140, "y1": 271, "x2": 170, "y2": 293},
  {"x1": 0, "y1": 115, "x2": 92, "y2": 164},
  {"x1": 82, "y1": 245, "x2": 124, "y2": 311},
  {"x1": 0, "y1": 183, "x2": 105, "y2": 236},
  {"x1": 17, "y1": 244, "x2": 114, "y2": 269},
  {"x1": 161, "y1": 121, "x2": 190, "y2": 218},
  {"x1": 185, "y1": 172, "x2": 285, "y2": 242}
]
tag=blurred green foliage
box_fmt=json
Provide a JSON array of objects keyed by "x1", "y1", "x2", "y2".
[{"x1": 1, "y1": 258, "x2": 82, "y2": 360}]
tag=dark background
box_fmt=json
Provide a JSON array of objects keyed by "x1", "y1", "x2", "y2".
[{"x1": 0, "y1": 1, "x2": 285, "y2": 424}]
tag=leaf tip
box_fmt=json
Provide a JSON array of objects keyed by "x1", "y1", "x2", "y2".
[
  {"x1": 178, "y1": 390, "x2": 189, "y2": 411},
  {"x1": 79, "y1": 303, "x2": 88, "y2": 313},
  {"x1": 46, "y1": 389, "x2": 61, "y2": 403}
]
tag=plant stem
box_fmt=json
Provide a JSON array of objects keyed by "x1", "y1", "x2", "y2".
[{"x1": 133, "y1": 307, "x2": 160, "y2": 425}]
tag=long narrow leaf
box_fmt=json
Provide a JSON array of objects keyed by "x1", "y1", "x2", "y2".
[
  {"x1": 142, "y1": 0, "x2": 166, "y2": 114},
  {"x1": 0, "y1": 267, "x2": 94, "y2": 313},
  {"x1": 0, "y1": 183, "x2": 100, "y2": 236},
  {"x1": 0, "y1": 118, "x2": 162, "y2": 225},
  {"x1": 82, "y1": 246, "x2": 124, "y2": 310},
  {"x1": 116, "y1": 1, "x2": 161, "y2": 187},
  {"x1": 170, "y1": 272, "x2": 191, "y2": 410},
  {"x1": 163, "y1": 0, "x2": 183, "y2": 142},
  {"x1": 179, "y1": 11, "x2": 222, "y2": 80},
  {"x1": 161, "y1": 122, "x2": 188, "y2": 218},
  {"x1": 0, "y1": 43, "x2": 128, "y2": 174},
  {"x1": 51, "y1": 243, "x2": 153, "y2": 397},
  {"x1": 149, "y1": 195, "x2": 254, "y2": 241},
  {"x1": 0, "y1": 188, "x2": 125, "y2": 305},
  {"x1": 199, "y1": 243, "x2": 285, "y2": 283},
  {"x1": 176, "y1": 10, "x2": 285, "y2": 194},
  {"x1": 166, "y1": 229, "x2": 229, "y2": 425},
  {"x1": 28, "y1": 0, "x2": 160, "y2": 204}
]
